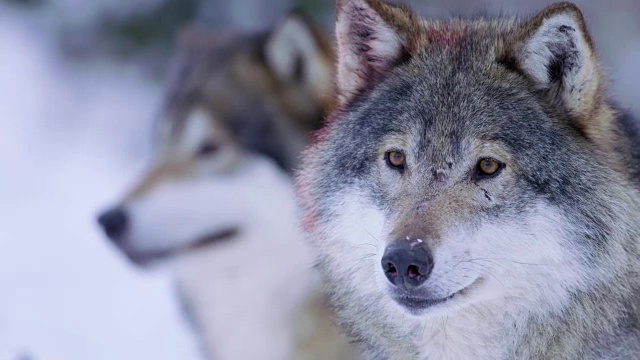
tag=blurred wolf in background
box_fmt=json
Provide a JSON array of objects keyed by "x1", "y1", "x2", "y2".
[
  {"x1": 297, "y1": 0, "x2": 640, "y2": 358},
  {"x1": 97, "y1": 11, "x2": 355, "y2": 360}
]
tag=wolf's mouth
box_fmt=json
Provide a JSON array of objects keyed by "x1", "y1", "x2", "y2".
[
  {"x1": 125, "y1": 228, "x2": 240, "y2": 266},
  {"x1": 390, "y1": 278, "x2": 481, "y2": 314},
  {"x1": 392, "y1": 293, "x2": 456, "y2": 314},
  {"x1": 185, "y1": 228, "x2": 240, "y2": 251}
]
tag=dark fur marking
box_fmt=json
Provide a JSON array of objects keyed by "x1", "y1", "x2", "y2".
[
  {"x1": 292, "y1": 53, "x2": 305, "y2": 83},
  {"x1": 546, "y1": 25, "x2": 579, "y2": 86},
  {"x1": 496, "y1": 54, "x2": 519, "y2": 73},
  {"x1": 483, "y1": 189, "x2": 492, "y2": 201},
  {"x1": 548, "y1": 56, "x2": 565, "y2": 85}
]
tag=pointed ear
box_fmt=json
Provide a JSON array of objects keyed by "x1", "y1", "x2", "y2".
[
  {"x1": 516, "y1": 3, "x2": 602, "y2": 119},
  {"x1": 335, "y1": 0, "x2": 417, "y2": 106},
  {"x1": 264, "y1": 10, "x2": 333, "y2": 100}
]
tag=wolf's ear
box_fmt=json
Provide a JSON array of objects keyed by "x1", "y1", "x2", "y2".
[
  {"x1": 264, "y1": 10, "x2": 332, "y2": 99},
  {"x1": 515, "y1": 3, "x2": 602, "y2": 119},
  {"x1": 335, "y1": 0, "x2": 416, "y2": 106}
]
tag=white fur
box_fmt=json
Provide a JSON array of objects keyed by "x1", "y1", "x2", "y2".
[
  {"x1": 170, "y1": 157, "x2": 315, "y2": 360},
  {"x1": 178, "y1": 108, "x2": 212, "y2": 156},
  {"x1": 126, "y1": 157, "x2": 286, "y2": 253},
  {"x1": 316, "y1": 190, "x2": 590, "y2": 359}
]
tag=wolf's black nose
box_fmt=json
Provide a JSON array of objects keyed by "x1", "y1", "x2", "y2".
[
  {"x1": 381, "y1": 238, "x2": 433, "y2": 288},
  {"x1": 97, "y1": 207, "x2": 128, "y2": 241}
]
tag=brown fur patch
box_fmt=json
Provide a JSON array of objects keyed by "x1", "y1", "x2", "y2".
[
  {"x1": 125, "y1": 162, "x2": 194, "y2": 201},
  {"x1": 424, "y1": 25, "x2": 463, "y2": 47}
]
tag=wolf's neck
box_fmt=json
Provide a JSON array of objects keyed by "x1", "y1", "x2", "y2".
[
  {"x1": 173, "y1": 224, "x2": 314, "y2": 360},
  {"x1": 166, "y1": 156, "x2": 313, "y2": 359},
  {"x1": 405, "y1": 301, "x2": 564, "y2": 359}
]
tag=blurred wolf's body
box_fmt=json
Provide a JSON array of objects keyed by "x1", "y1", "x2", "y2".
[
  {"x1": 97, "y1": 13, "x2": 355, "y2": 360},
  {"x1": 297, "y1": 0, "x2": 640, "y2": 359}
]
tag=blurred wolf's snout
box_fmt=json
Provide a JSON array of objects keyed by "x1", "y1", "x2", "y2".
[
  {"x1": 381, "y1": 239, "x2": 433, "y2": 288},
  {"x1": 97, "y1": 207, "x2": 128, "y2": 241}
]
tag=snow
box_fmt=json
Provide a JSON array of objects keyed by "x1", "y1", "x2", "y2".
[{"x1": 0, "y1": 7, "x2": 199, "y2": 360}]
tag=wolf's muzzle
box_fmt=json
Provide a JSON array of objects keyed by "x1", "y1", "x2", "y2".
[{"x1": 381, "y1": 238, "x2": 433, "y2": 289}]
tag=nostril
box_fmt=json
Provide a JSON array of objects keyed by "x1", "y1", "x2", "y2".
[
  {"x1": 386, "y1": 262, "x2": 398, "y2": 277},
  {"x1": 407, "y1": 264, "x2": 420, "y2": 278},
  {"x1": 97, "y1": 208, "x2": 128, "y2": 241}
]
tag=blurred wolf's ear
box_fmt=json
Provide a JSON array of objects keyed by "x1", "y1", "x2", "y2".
[
  {"x1": 515, "y1": 3, "x2": 602, "y2": 120},
  {"x1": 264, "y1": 10, "x2": 332, "y2": 100},
  {"x1": 335, "y1": 0, "x2": 417, "y2": 106}
]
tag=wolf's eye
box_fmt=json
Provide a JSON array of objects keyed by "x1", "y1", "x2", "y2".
[
  {"x1": 386, "y1": 151, "x2": 406, "y2": 171},
  {"x1": 196, "y1": 141, "x2": 220, "y2": 157},
  {"x1": 477, "y1": 158, "x2": 503, "y2": 177}
]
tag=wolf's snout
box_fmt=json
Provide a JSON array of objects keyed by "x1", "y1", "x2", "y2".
[
  {"x1": 381, "y1": 239, "x2": 433, "y2": 288},
  {"x1": 97, "y1": 207, "x2": 128, "y2": 241}
]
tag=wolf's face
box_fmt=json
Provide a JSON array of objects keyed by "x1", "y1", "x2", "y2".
[
  {"x1": 298, "y1": 0, "x2": 634, "y2": 331},
  {"x1": 304, "y1": 74, "x2": 594, "y2": 317},
  {"x1": 98, "y1": 13, "x2": 332, "y2": 265}
]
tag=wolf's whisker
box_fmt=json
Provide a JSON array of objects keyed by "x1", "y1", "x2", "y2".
[
  {"x1": 355, "y1": 222, "x2": 381, "y2": 249},
  {"x1": 469, "y1": 257, "x2": 546, "y2": 266},
  {"x1": 460, "y1": 263, "x2": 505, "y2": 288}
]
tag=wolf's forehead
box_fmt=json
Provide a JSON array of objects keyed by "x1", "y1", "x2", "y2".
[
  {"x1": 356, "y1": 65, "x2": 542, "y2": 162},
  {"x1": 419, "y1": 18, "x2": 518, "y2": 45},
  {"x1": 164, "y1": 33, "x2": 262, "y2": 99},
  {"x1": 156, "y1": 34, "x2": 265, "y2": 134},
  {"x1": 409, "y1": 19, "x2": 520, "y2": 71},
  {"x1": 178, "y1": 30, "x2": 258, "y2": 66}
]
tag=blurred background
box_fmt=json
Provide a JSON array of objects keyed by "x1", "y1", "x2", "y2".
[{"x1": 0, "y1": 0, "x2": 638, "y2": 359}]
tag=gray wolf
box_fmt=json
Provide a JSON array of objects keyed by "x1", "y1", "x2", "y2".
[
  {"x1": 96, "y1": 12, "x2": 354, "y2": 360},
  {"x1": 297, "y1": 0, "x2": 640, "y2": 358}
]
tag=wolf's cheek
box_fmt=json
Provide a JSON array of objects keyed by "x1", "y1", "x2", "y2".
[
  {"x1": 311, "y1": 191, "x2": 390, "y2": 293},
  {"x1": 450, "y1": 203, "x2": 592, "y2": 309},
  {"x1": 123, "y1": 157, "x2": 290, "y2": 255}
]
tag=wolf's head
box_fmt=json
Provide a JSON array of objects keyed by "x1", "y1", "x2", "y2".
[
  {"x1": 98, "y1": 12, "x2": 332, "y2": 266},
  {"x1": 297, "y1": 0, "x2": 640, "y2": 347}
]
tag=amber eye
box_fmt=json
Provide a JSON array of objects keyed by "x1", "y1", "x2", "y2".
[
  {"x1": 477, "y1": 158, "x2": 502, "y2": 176},
  {"x1": 386, "y1": 151, "x2": 406, "y2": 170}
]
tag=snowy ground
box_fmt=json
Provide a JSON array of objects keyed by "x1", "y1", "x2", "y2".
[{"x1": 0, "y1": 7, "x2": 199, "y2": 360}]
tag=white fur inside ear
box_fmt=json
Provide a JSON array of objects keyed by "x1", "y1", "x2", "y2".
[
  {"x1": 522, "y1": 13, "x2": 594, "y2": 87},
  {"x1": 180, "y1": 108, "x2": 212, "y2": 155},
  {"x1": 265, "y1": 15, "x2": 330, "y2": 93},
  {"x1": 336, "y1": 0, "x2": 403, "y2": 103},
  {"x1": 520, "y1": 12, "x2": 597, "y2": 115}
]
